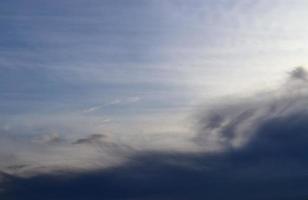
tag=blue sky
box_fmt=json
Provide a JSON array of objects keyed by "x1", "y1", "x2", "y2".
[
  {"x1": 0, "y1": 1, "x2": 184, "y2": 137},
  {"x1": 2, "y1": 0, "x2": 308, "y2": 182},
  {"x1": 3, "y1": 0, "x2": 308, "y2": 136}
]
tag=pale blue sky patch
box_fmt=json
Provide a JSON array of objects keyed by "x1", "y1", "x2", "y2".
[{"x1": 2, "y1": 0, "x2": 308, "y2": 174}]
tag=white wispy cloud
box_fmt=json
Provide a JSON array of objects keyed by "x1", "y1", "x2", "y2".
[{"x1": 82, "y1": 96, "x2": 141, "y2": 113}]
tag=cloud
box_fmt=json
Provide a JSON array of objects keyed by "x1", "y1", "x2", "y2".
[
  {"x1": 289, "y1": 66, "x2": 308, "y2": 81},
  {"x1": 193, "y1": 66, "x2": 308, "y2": 152},
  {"x1": 73, "y1": 134, "x2": 105, "y2": 144},
  {"x1": 0, "y1": 132, "x2": 131, "y2": 178},
  {"x1": 82, "y1": 96, "x2": 141, "y2": 113},
  {"x1": 32, "y1": 133, "x2": 63, "y2": 144},
  {"x1": 2, "y1": 67, "x2": 308, "y2": 199}
]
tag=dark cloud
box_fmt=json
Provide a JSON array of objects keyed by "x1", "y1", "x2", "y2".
[
  {"x1": 289, "y1": 66, "x2": 308, "y2": 81},
  {"x1": 73, "y1": 134, "x2": 106, "y2": 145},
  {"x1": 2, "y1": 68, "x2": 308, "y2": 199},
  {"x1": 2, "y1": 128, "x2": 308, "y2": 200},
  {"x1": 194, "y1": 67, "x2": 308, "y2": 153},
  {"x1": 72, "y1": 134, "x2": 133, "y2": 156}
]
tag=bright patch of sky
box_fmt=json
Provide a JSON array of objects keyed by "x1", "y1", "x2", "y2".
[{"x1": 1, "y1": 0, "x2": 308, "y2": 144}]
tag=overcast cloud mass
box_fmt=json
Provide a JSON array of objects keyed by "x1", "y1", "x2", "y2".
[{"x1": 2, "y1": 0, "x2": 308, "y2": 199}]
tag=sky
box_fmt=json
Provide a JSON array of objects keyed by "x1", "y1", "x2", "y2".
[{"x1": 2, "y1": 0, "x2": 308, "y2": 199}]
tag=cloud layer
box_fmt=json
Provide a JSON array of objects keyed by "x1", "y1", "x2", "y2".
[{"x1": 2, "y1": 67, "x2": 308, "y2": 199}]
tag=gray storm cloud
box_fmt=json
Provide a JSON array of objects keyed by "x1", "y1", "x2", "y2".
[{"x1": 194, "y1": 66, "x2": 308, "y2": 152}]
